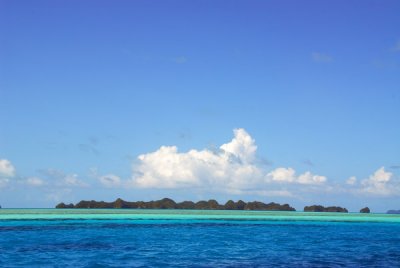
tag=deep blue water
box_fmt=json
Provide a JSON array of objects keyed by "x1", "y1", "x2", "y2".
[{"x1": 1, "y1": 211, "x2": 400, "y2": 267}]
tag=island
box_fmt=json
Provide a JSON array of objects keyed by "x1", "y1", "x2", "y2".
[
  {"x1": 360, "y1": 207, "x2": 370, "y2": 213},
  {"x1": 387, "y1": 210, "x2": 400, "y2": 214},
  {"x1": 304, "y1": 205, "x2": 348, "y2": 213},
  {"x1": 56, "y1": 198, "x2": 296, "y2": 211}
]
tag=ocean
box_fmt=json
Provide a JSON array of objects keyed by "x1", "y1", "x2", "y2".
[{"x1": 1, "y1": 209, "x2": 399, "y2": 267}]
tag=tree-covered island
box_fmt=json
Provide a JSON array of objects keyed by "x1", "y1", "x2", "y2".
[{"x1": 56, "y1": 198, "x2": 349, "y2": 212}]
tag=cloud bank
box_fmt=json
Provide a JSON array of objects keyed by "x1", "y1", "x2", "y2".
[
  {"x1": 130, "y1": 129, "x2": 327, "y2": 195},
  {"x1": 343, "y1": 167, "x2": 399, "y2": 196},
  {"x1": 2, "y1": 129, "x2": 398, "y2": 201}
]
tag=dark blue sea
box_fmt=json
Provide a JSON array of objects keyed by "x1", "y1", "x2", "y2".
[{"x1": 1, "y1": 209, "x2": 399, "y2": 267}]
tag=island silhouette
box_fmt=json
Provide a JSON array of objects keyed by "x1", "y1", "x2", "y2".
[{"x1": 55, "y1": 198, "x2": 356, "y2": 212}]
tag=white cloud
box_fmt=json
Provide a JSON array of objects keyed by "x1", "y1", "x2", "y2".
[
  {"x1": 131, "y1": 128, "x2": 262, "y2": 190},
  {"x1": 234, "y1": 189, "x2": 294, "y2": 198},
  {"x1": 99, "y1": 174, "x2": 121, "y2": 187},
  {"x1": 0, "y1": 159, "x2": 16, "y2": 178},
  {"x1": 220, "y1": 128, "x2": 257, "y2": 163},
  {"x1": 0, "y1": 159, "x2": 16, "y2": 188},
  {"x1": 360, "y1": 167, "x2": 395, "y2": 196},
  {"x1": 312, "y1": 52, "x2": 333, "y2": 63},
  {"x1": 26, "y1": 177, "x2": 45, "y2": 186},
  {"x1": 346, "y1": 176, "x2": 357, "y2": 185},
  {"x1": 267, "y1": 167, "x2": 296, "y2": 183},
  {"x1": 298, "y1": 171, "x2": 327, "y2": 184},
  {"x1": 130, "y1": 128, "x2": 327, "y2": 195},
  {"x1": 62, "y1": 174, "x2": 88, "y2": 187},
  {"x1": 266, "y1": 168, "x2": 326, "y2": 185}
]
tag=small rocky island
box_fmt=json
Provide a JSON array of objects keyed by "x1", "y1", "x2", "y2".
[
  {"x1": 360, "y1": 207, "x2": 370, "y2": 213},
  {"x1": 387, "y1": 210, "x2": 400, "y2": 214},
  {"x1": 56, "y1": 198, "x2": 296, "y2": 211},
  {"x1": 304, "y1": 205, "x2": 348, "y2": 213}
]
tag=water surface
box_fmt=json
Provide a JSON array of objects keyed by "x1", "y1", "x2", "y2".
[{"x1": 1, "y1": 209, "x2": 399, "y2": 267}]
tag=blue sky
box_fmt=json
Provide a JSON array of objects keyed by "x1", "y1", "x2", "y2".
[{"x1": 1, "y1": 0, "x2": 399, "y2": 211}]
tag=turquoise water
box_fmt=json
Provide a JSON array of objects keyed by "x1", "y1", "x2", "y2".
[{"x1": 1, "y1": 209, "x2": 400, "y2": 267}]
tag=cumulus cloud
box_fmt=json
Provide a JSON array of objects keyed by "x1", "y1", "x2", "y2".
[
  {"x1": 267, "y1": 167, "x2": 296, "y2": 183},
  {"x1": 99, "y1": 174, "x2": 121, "y2": 187},
  {"x1": 0, "y1": 159, "x2": 16, "y2": 178},
  {"x1": 360, "y1": 167, "x2": 396, "y2": 196},
  {"x1": 0, "y1": 159, "x2": 16, "y2": 187},
  {"x1": 298, "y1": 172, "x2": 327, "y2": 184},
  {"x1": 130, "y1": 128, "x2": 327, "y2": 195},
  {"x1": 220, "y1": 128, "x2": 257, "y2": 163},
  {"x1": 266, "y1": 168, "x2": 326, "y2": 185},
  {"x1": 132, "y1": 129, "x2": 262, "y2": 190}
]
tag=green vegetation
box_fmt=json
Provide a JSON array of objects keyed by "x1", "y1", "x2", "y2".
[
  {"x1": 56, "y1": 198, "x2": 296, "y2": 211},
  {"x1": 360, "y1": 207, "x2": 370, "y2": 213},
  {"x1": 304, "y1": 205, "x2": 348, "y2": 213}
]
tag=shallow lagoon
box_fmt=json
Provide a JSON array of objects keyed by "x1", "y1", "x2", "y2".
[
  {"x1": 2, "y1": 209, "x2": 400, "y2": 222},
  {"x1": 1, "y1": 210, "x2": 400, "y2": 267}
]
